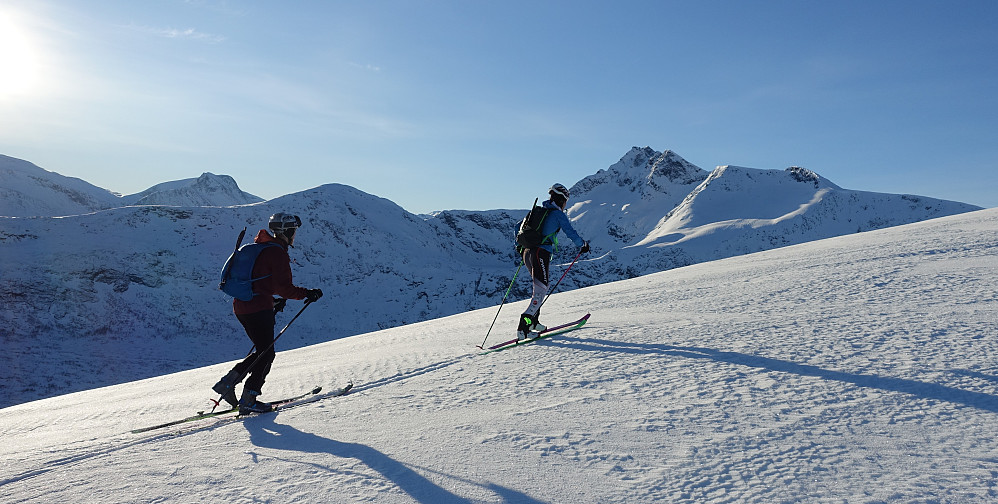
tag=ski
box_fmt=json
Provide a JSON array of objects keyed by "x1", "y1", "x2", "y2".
[
  {"x1": 480, "y1": 313, "x2": 590, "y2": 354},
  {"x1": 130, "y1": 384, "x2": 334, "y2": 434},
  {"x1": 237, "y1": 381, "x2": 353, "y2": 419},
  {"x1": 167, "y1": 382, "x2": 352, "y2": 435}
]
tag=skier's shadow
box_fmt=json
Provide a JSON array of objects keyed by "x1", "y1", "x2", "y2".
[
  {"x1": 243, "y1": 414, "x2": 468, "y2": 502},
  {"x1": 552, "y1": 337, "x2": 998, "y2": 413},
  {"x1": 243, "y1": 415, "x2": 542, "y2": 504}
]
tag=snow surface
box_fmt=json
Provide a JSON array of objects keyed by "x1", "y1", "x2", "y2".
[
  {"x1": 0, "y1": 154, "x2": 121, "y2": 217},
  {"x1": 3, "y1": 208, "x2": 997, "y2": 503}
]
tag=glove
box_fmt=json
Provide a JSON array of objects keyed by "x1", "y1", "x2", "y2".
[
  {"x1": 580, "y1": 241, "x2": 590, "y2": 254},
  {"x1": 305, "y1": 288, "x2": 323, "y2": 303},
  {"x1": 273, "y1": 297, "x2": 287, "y2": 313}
]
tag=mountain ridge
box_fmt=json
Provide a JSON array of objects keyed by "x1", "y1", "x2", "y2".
[{"x1": 0, "y1": 154, "x2": 262, "y2": 216}]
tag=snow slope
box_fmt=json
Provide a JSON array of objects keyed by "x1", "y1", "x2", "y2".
[
  {"x1": 0, "y1": 154, "x2": 121, "y2": 217},
  {"x1": 2, "y1": 208, "x2": 997, "y2": 503}
]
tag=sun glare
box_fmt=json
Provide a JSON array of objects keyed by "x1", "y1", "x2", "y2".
[{"x1": 0, "y1": 12, "x2": 39, "y2": 98}]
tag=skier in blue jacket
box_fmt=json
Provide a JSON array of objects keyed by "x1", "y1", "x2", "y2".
[{"x1": 517, "y1": 183, "x2": 590, "y2": 340}]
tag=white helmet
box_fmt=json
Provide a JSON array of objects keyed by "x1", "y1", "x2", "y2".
[{"x1": 549, "y1": 183, "x2": 570, "y2": 201}]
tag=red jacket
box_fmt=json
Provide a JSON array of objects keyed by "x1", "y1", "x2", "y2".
[{"x1": 233, "y1": 229, "x2": 309, "y2": 315}]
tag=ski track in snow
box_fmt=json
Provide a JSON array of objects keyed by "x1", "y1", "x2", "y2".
[{"x1": 2, "y1": 209, "x2": 998, "y2": 503}]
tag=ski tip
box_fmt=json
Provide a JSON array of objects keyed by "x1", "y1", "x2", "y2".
[{"x1": 311, "y1": 386, "x2": 323, "y2": 394}]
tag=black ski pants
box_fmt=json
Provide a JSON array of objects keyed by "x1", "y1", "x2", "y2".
[
  {"x1": 232, "y1": 308, "x2": 276, "y2": 393},
  {"x1": 522, "y1": 247, "x2": 551, "y2": 317}
]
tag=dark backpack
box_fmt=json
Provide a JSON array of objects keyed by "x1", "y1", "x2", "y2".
[
  {"x1": 516, "y1": 199, "x2": 553, "y2": 249},
  {"x1": 218, "y1": 228, "x2": 281, "y2": 301}
]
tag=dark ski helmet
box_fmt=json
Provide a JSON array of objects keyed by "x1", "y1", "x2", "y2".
[{"x1": 268, "y1": 213, "x2": 302, "y2": 242}]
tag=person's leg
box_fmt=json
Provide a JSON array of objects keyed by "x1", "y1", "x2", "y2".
[
  {"x1": 212, "y1": 309, "x2": 274, "y2": 407},
  {"x1": 518, "y1": 248, "x2": 550, "y2": 338},
  {"x1": 523, "y1": 248, "x2": 550, "y2": 317},
  {"x1": 235, "y1": 309, "x2": 276, "y2": 395}
]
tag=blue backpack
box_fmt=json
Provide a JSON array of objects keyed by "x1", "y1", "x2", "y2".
[{"x1": 219, "y1": 228, "x2": 281, "y2": 301}]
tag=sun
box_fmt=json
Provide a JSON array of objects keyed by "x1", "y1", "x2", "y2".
[{"x1": 0, "y1": 12, "x2": 39, "y2": 98}]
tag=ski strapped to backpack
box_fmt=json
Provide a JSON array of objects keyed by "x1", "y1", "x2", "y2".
[
  {"x1": 516, "y1": 198, "x2": 554, "y2": 249},
  {"x1": 218, "y1": 227, "x2": 282, "y2": 301}
]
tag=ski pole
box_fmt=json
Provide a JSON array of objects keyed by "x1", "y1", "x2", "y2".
[
  {"x1": 476, "y1": 262, "x2": 523, "y2": 349},
  {"x1": 244, "y1": 299, "x2": 312, "y2": 371},
  {"x1": 233, "y1": 298, "x2": 290, "y2": 359},
  {"x1": 536, "y1": 249, "x2": 582, "y2": 312}
]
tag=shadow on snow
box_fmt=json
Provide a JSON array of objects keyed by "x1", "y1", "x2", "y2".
[
  {"x1": 244, "y1": 413, "x2": 545, "y2": 504},
  {"x1": 551, "y1": 337, "x2": 998, "y2": 413}
]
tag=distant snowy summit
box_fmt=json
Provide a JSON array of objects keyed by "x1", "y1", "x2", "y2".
[
  {"x1": 0, "y1": 154, "x2": 262, "y2": 217},
  {"x1": 119, "y1": 173, "x2": 264, "y2": 207},
  {"x1": 567, "y1": 147, "x2": 710, "y2": 246},
  {"x1": 564, "y1": 147, "x2": 982, "y2": 280},
  {"x1": 572, "y1": 147, "x2": 707, "y2": 198}
]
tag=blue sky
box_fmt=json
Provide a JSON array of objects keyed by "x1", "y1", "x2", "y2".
[{"x1": 1, "y1": 0, "x2": 996, "y2": 213}]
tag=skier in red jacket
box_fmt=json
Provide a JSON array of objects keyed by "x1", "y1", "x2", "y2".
[{"x1": 212, "y1": 213, "x2": 323, "y2": 414}]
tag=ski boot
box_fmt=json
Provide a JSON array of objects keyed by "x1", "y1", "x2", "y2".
[
  {"x1": 212, "y1": 369, "x2": 241, "y2": 408},
  {"x1": 517, "y1": 313, "x2": 547, "y2": 341},
  {"x1": 238, "y1": 389, "x2": 273, "y2": 415}
]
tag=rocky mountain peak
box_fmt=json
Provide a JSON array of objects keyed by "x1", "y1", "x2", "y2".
[
  {"x1": 786, "y1": 166, "x2": 823, "y2": 188},
  {"x1": 570, "y1": 147, "x2": 708, "y2": 199}
]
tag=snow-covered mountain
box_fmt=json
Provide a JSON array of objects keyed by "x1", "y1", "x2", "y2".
[
  {"x1": 0, "y1": 184, "x2": 522, "y2": 408},
  {"x1": 0, "y1": 154, "x2": 121, "y2": 217},
  {"x1": 119, "y1": 172, "x2": 264, "y2": 207},
  {"x1": 0, "y1": 154, "x2": 261, "y2": 217},
  {"x1": 562, "y1": 148, "x2": 979, "y2": 286},
  {"x1": 566, "y1": 147, "x2": 709, "y2": 248},
  {"x1": 0, "y1": 148, "x2": 983, "y2": 408},
  {"x1": 3, "y1": 208, "x2": 997, "y2": 503}
]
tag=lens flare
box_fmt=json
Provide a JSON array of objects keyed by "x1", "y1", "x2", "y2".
[{"x1": 0, "y1": 12, "x2": 39, "y2": 98}]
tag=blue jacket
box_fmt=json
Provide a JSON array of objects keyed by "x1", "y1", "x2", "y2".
[{"x1": 522, "y1": 199, "x2": 586, "y2": 253}]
